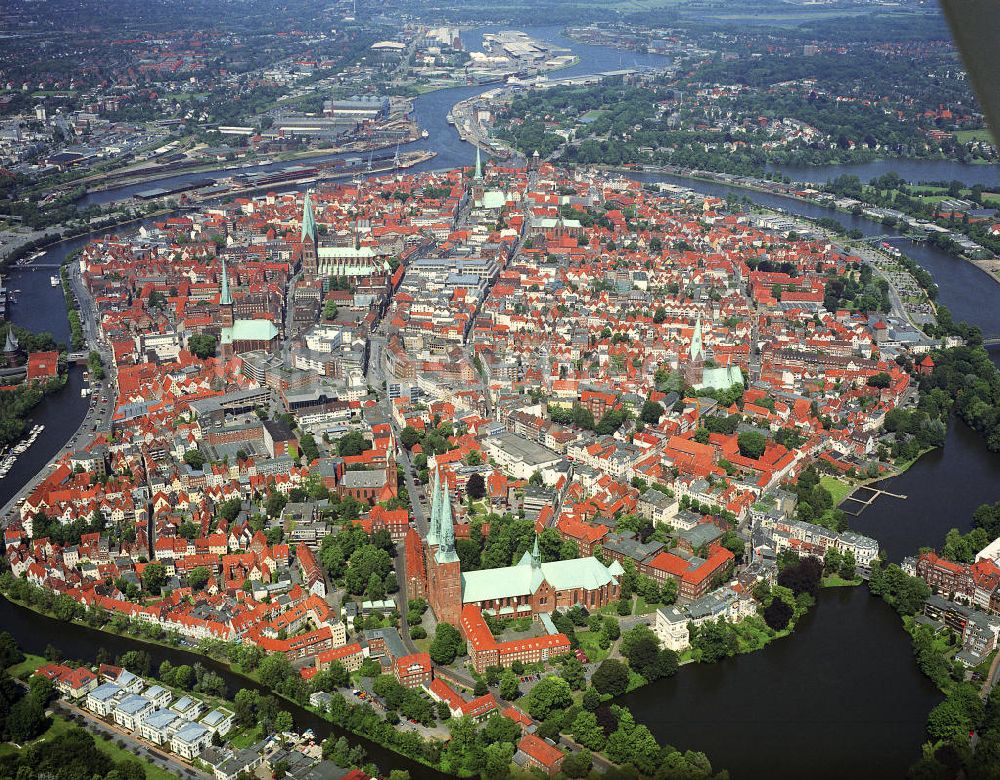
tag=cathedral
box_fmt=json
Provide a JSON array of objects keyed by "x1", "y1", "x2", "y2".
[
  {"x1": 421, "y1": 469, "x2": 623, "y2": 632},
  {"x1": 217, "y1": 258, "x2": 279, "y2": 360},
  {"x1": 684, "y1": 312, "x2": 744, "y2": 391},
  {"x1": 300, "y1": 191, "x2": 393, "y2": 282},
  {"x1": 424, "y1": 468, "x2": 463, "y2": 628}
]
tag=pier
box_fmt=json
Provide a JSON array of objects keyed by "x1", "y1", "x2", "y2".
[{"x1": 841, "y1": 484, "x2": 908, "y2": 516}]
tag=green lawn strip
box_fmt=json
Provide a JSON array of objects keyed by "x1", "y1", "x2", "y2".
[
  {"x1": 575, "y1": 630, "x2": 611, "y2": 664},
  {"x1": 7, "y1": 653, "x2": 46, "y2": 679},
  {"x1": 819, "y1": 475, "x2": 853, "y2": 507}
]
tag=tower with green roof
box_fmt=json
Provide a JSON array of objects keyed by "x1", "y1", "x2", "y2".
[
  {"x1": 426, "y1": 467, "x2": 441, "y2": 548},
  {"x1": 301, "y1": 190, "x2": 319, "y2": 280}
]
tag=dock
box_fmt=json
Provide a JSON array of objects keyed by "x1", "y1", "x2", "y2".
[{"x1": 840, "y1": 484, "x2": 908, "y2": 516}]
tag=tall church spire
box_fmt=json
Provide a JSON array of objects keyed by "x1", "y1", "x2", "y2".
[
  {"x1": 435, "y1": 474, "x2": 459, "y2": 564},
  {"x1": 427, "y1": 467, "x2": 441, "y2": 547},
  {"x1": 301, "y1": 190, "x2": 317, "y2": 243},
  {"x1": 530, "y1": 533, "x2": 541, "y2": 568},
  {"x1": 220, "y1": 257, "x2": 232, "y2": 306},
  {"x1": 690, "y1": 312, "x2": 704, "y2": 362},
  {"x1": 474, "y1": 146, "x2": 482, "y2": 181}
]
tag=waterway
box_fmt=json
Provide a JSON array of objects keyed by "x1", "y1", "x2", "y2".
[
  {"x1": 6, "y1": 24, "x2": 1000, "y2": 779},
  {"x1": 0, "y1": 595, "x2": 444, "y2": 779},
  {"x1": 2, "y1": 234, "x2": 92, "y2": 508},
  {"x1": 622, "y1": 587, "x2": 942, "y2": 780},
  {"x1": 633, "y1": 170, "x2": 1000, "y2": 335},
  {"x1": 769, "y1": 159, "x2": 1000, "y2": 188}
]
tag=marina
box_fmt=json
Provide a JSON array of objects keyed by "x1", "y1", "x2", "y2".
[{"x1": 0, "y1": 424, "x2": 45, "y2": 479}]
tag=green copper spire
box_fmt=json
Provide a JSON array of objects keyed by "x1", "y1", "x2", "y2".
[
  {"x1": 427, "y1": 467, "x2": 441, "y2": 547},
  {"x1": 474, "y1": 146, "x2": 482, "y2": 181},
  {"x1": 435, "y1": 474, "x2": 459, "y2": 564},
  {"x1": 301, "y1": 191, "x2": 317, "y2": 243},
  {"x1": 220, "y1": 257, "x2": 232, "y2": 306},
  {"x1": 530, "y1": 534, "x2": 541, "y2": 568},
  {"x1": 690, "y1": 312, "x2": 703, "y2": 361}
]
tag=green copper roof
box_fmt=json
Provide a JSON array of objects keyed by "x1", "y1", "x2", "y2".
[
  {"x1": 221, "y1": 319, "x2": 279, "y2": 345},
  {"x1": 461, "y1": 555, "x2": 618, "y2": 604},
  {"x1": 435, "y1": 476, "x2": 459, "y2": 564},
  {"x1": 480, "y1": 191, "x2": 505, "y2": 210},
  {"x1": 696, "y1": 365, "x2": 744, "y2": 392},
  {"x1": 301, "y1": 191, "x2": 317, "y2": 242}
]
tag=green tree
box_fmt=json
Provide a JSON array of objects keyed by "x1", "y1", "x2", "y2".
[
  {"x1": 187, "y1": 334, "x2": 217, "y2": 359},
  {"x1": 562, "y1": 749, "x2": 593, "y2": 779},
  {"x1": 640, "y1": 399, "x2": 664, "y2": 424},
  {"x1": 571, "y1": 710, "x2": 607, "y2": 751},
  {"x1": 429, "y1": 622, "x2": 464, "y2": 665},
  {"x1": 591, "y1": 658, "x2": 630, "y2": 696},
  {"x1": 143, "y1": 562, "x2": 166, "y2": 593},
  {"x1": 524, "y1": 676, "x2": 573, "y2": 721},
  {"x1": 188, "y1": 566, "x2": 210, "y2": 591},
  {"x1": 183, "y1": 448, "x2": 206, "y2": 469},
  {"x1": 7, "y1": 695, "x2": 48, "y2": 743},
  {"x1": 737, "y1": 430, "x2": 767, "y2": 459},
  {"x1": 499, "y1": 668, "x2": 519, "y2": 700}
]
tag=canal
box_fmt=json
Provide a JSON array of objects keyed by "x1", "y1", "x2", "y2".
[
  {"x1": 0, "y1": 595, "x2": 444, "y2": 779},
  {"x1": 6, "y1": 24, "x2": 1000, "y2": 780}
]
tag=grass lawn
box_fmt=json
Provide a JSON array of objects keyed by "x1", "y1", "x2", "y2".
[
  {"x1": 954, "y1": 128, "x2": 995, "y2": 144},
  {"x1": 822, "y1": 575, "x2": 862, "y2": 588},
  {"x1": 624, "y1": 668, "x2": 647, "y2": 693},
  {"x1": 0, "y1": 715, "x2": 176, "y2": 780},
  {"x1": 227, "y1": 725, "x2": 262, "y2": 749},
  {"x1": 575, "y1": 630, "x2": 611, "y2": 664},
  {"x1": 7, "y1": 653, "x2": 46, "y2": 679},
  {"x1": 632, "y1": 596, "x2": 663, "y2": 616},
  {"x1": 412, "y1": 637, "x2": 432, "y2": 654},
  {"x1": 820, "y1": 475, "x2": 854, "y2": 507}
]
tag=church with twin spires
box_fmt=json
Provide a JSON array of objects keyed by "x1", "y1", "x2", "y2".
[{"x1": 421, "y1": 469, "x2": 624, "y2": 633}]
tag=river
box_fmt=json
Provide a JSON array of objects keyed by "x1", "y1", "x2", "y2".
[
  {"x1": 769, "y1": 159, "x2": 1000, "y2": 188},
  {"x1": 8, "y1": 24, "x2": 1000, "y2": 780},
  {"x1": 0, "y1": 595, "x2": 443, "y2": 779}
]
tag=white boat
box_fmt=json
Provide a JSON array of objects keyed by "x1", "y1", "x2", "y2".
[
  {"x1": 50, "y1": 275, "x2": 59, "y2": 287},
  {"x1": 421, "y1": 130, "x2": 429, "y2": 138}
]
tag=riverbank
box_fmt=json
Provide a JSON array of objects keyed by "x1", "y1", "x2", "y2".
[
  {"x1": 641, "y1": 164, "x2": 1000, "y2": 288},
  {"x1": 0, "y1": 588, "x2": 454, "y2": 778},
  {"x1": 1, "y1": 208, "x2": 172, "y2": 273}
]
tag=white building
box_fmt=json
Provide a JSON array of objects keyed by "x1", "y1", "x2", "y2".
[
  {"x1": 113, "y1": 694, "x2": 154, "y2": 731},
  {"x1": 171, "y1": 722, "x2": 212, "y2": 760},
  {"x1": 200, "y1": 707, "x2": 235, "y2": 736},
  {"x1": 482, "y1": 430, "x2": 562, "y2": 482},
  {"x1": 85, "y1": 682, "x2": 123, "y2": 717},
  {"x1": 654, "y1": 606, "x2": 691, "y2": 652},
  {"x1": 138, "y1": 709, "x2": 183, "y2": 745}
]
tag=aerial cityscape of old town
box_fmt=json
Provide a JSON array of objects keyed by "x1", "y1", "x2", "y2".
[{"x1": 2, "y1": 0, "x2": 1000, "y2": 779}]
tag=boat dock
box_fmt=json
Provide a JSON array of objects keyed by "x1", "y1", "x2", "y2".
[{"x1": 840, "y1": 484, "x2": 908, "y2": 516}]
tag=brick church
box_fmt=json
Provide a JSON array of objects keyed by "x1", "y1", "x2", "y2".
[{"x1": 420, "y1": 469, "x2": 623, "y2": 632}]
